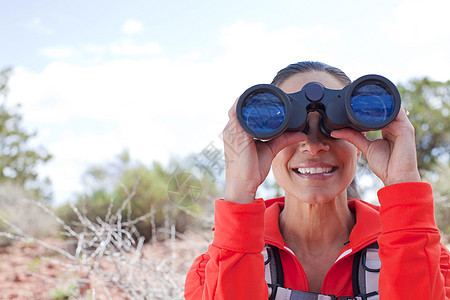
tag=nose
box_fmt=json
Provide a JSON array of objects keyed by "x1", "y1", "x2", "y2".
[{"x1": 300, "y1": 111, "x2": 330, "y2": 155}]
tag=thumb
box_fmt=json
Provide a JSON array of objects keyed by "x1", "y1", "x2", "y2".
[
  {"x1": 266, "y1": 132, "x2": 307, "y2": 157},
  {"x1": 331, "y1": 128, "x2": 371, "y2": 154}
]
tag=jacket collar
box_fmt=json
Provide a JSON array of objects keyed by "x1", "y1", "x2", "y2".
[
  {"x1": 263, "y1": 197, "x2": 382, "y2": 251},
  {"x1": 347, "y1": 199, "x2": 382, "y2": 251}
]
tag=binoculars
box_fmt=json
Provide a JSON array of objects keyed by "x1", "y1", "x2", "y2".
[{"x1": 236, "y1": 74, "x2": 401, "y2": 140}]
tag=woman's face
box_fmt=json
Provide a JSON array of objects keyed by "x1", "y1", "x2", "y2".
[{"x1": 272, "y1": 71, "x2": 361, "y2": 204}]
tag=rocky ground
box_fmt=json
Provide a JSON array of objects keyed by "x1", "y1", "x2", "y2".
[
  {"x1": 1, "y1": 231, "x2": 448, "y2": 300},
  {"x1": 0, "y1": 231, "x2": 211, "y2": 300}
]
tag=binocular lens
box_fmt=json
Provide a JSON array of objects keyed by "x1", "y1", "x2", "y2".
[
  {"x1": 350, "y1": 84, "x2": 395, "y2": 125},
  {"x1": 242, "y1": 91, "x2": 286, "y2": 134}
]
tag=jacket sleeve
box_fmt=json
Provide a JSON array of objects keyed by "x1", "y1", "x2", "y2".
[
  {"x1": 377, "y1": 182, "x2": 450, "y2": 299},
  {"x1": 184, "y1": 199, "x2": 268, "y2": 300}
]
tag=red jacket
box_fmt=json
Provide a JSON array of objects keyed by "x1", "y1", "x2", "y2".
[{"x1": 185, "y1": 182, "x2": 450, "y2": 299}]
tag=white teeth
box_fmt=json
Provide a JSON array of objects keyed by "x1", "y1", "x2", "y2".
[{"x1": 295, "y1": 167, "x2": 333, "y2": 174}]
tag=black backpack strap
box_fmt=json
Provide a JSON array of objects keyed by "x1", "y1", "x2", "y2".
[
  {"x1": 264, "y1": 244, "x2": 285, "y2": 299},
  {"x1": 352, "y1": 242, "x2": 380, "y2": 299}
]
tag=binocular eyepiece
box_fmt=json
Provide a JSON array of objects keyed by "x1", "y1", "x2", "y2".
[{"x1": 236, "y1": 74, "x2": 401, "y2": 140}]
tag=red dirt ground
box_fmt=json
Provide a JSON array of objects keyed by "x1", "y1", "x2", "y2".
[{"x1": 0, "y1": 232, "x2": 211, "y2": 299}]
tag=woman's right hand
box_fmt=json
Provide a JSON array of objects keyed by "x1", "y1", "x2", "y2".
[{"x1": 223, "y1": 99, "x2": 307, "y2": 204}]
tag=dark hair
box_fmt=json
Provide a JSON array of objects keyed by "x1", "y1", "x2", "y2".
[
  {"x1": 272, "y1": 61, "x2": 361, "y2": 200},
  {"x1": 271, "y1": 61, "x2": 351, "y2": 86}
]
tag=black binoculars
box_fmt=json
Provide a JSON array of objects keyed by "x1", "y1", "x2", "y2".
[{"x1": 236, "y1": 74, "x2": 401, "y2": 140}]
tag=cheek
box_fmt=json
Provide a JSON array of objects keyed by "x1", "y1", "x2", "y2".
[
  {"x1": 344, "y1": 146, "x2": 360, "y2": 173},
  {"x1": 338, "y1": 140, "x2": 359, "y2": 157},
  {"x1": 336, "y1": 141, "x2": 359, "y2": 170},
  {"x1": 271, "y1": 153, "x2": 284, "y2": 176}
]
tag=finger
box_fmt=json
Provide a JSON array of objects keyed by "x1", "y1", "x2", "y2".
[
  {"x1": 380, "y1": 107, "x2": 415, "y2": 139},
  {"x1": 398, "y1": 107, "x2": 410, "y2": 121},
  {"x1": 331, "y1": 128, "x2": 371, "y2": 154},
  {"x1": 265, "y1": 132, "x2": 307, "y2": 157},
  {"x1": 228, "y1": 97, "x2": 240, "y2": 118},
  {"x1": 387, "y1": 107, "x2": 411, "y2": 130},
  {"x1": 223, "y1": 97, "x2": 253, "y2": 147},
  {"x1": 222, "y1": 118, "x2": 253, "y2": 149}
]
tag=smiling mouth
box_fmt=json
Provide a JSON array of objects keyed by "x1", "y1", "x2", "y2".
[{"x1": 293, "y1": 167, "x2": 336, "y2": 174}]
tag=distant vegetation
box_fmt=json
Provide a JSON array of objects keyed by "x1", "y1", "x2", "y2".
[{"x1": 56, "y1": 150, "x2": 218, "y2": 241}]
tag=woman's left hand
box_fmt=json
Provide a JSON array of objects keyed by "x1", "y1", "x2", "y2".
[{"x1": 331, "y1": 108, "x2": 421, "y2": 186}]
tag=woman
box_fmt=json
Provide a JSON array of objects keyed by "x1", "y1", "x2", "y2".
[{"x1": 185, "y1": 61, "x2": 450, "y2": 299}]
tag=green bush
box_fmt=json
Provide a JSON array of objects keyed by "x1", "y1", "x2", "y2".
[{"x1": 56, "y1": 153, "x2": 218, "y2": 242}]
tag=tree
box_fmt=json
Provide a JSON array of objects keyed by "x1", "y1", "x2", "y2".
[
  {"x1": 397, "y1": 77, "x2": 450, "y2": 174},
  {"x1": 398, "y1": 77, "x2": 450, "y2": 235},
  {"x1": 433, "y1": 164, "x2": 450, "y2": 235},
  {"x1": 0, "y1": 67, "x2": 52, "y2": 199}
]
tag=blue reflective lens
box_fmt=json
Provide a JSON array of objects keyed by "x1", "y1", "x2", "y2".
[
  {"x1": 350, "y1": 84, "x2": 394, "y2": 124},
  {"x1": 242, "y1": 92, "x2": 286, "y2": 134}
]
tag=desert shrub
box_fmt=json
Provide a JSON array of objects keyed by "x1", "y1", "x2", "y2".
[
  {"x1": 0, "y1": 182, "x2": 211, "y2": 299},
  {"x1": 57, "y1": 154, "x2": 217, "y2": 242},
  {"x1": 0, "y1": 182, "x2": 58, "y2": 246}
]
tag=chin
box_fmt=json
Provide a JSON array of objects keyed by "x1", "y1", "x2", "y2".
[{"x1": 288, "y1": 192, "x2": 336, "y2": 205}]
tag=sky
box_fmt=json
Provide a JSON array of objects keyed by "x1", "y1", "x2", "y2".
[{"x1": 1, "y1": 0, "x2": 450, "y2": 205}]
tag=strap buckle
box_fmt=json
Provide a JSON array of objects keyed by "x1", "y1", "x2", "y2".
[
  {"x1": 267, "y1": 283, "x2": 282, "y2": 300},
  {"x1": 352, "y1": 291, "x2": 379, "y2": 300}
]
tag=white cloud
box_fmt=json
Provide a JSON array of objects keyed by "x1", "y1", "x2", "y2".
[
  {"x1": 40, "y1": 46, "x2": 77, "y2": 59},
  {"x1": 220, "y1": 21, "x2": 341, "y2": 65},
  {"x1": 375, "y1": 0, "x2": 450, "y2": 82},
  {"x1": 83, "y1": 44, "x2": 107, "y2": 56},
  {"x1": 9, "y1": 57, "x2": 222, "y2": 204},
  {"x1": 41, "y1": 40, "x2": 163, "y2": 61},
  {"x1": 25, "y1": 17, "x2": 53, "y2": 35},
  {"x1": 121, "y1": 19, "x2": 143, "y2": 35},
  {"x1": 382, "y1": 0, "x2": 450, "y2": 45},
  {"x1": 216, "y1": 21, "x2": 345, "y2": 88},
  {"x1": 109, "y1": 39, "x2": 162, "y2": 56}
]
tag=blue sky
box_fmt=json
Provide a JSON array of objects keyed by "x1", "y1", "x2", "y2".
[{"x1": 1, "y1": 0, "x2": 449, "y2": 204}]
